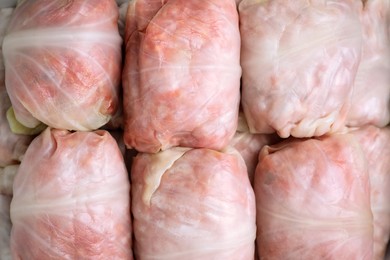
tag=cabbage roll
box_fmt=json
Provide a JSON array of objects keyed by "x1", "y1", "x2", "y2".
[
  {"x1": 351, "y1": 126, "x2": 390, "y2": 260},
  {"x1": 346, "y1": 0, "x2": 390, "y2": 127},
  {"x1": 10, "y1": 128, "x2": 133, "y2": 259},
  {"x1": 254, "y1": 134, "x2": 373, "y2": 259},
  {"x1": 239, "y1": 0, "x2": 362, "y2": 138},
  {"x1": 3, "y1": 0, "x2": 122, "y2": 131},
  {"x1": 123, "y1": 0, "x2": 241, "y2": 153},
  {"x1": 131, "y1": 147, "x2": 256, "y2": 259}
]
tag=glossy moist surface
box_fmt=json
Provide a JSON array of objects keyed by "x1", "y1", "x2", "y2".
[
  {"x1": 131, "y1": 147, "x2": 256, "y2": 259},
  {"x1": 346, "y1": 0, "x2": 390, "y2": 127},
  {"x1": 254, "y1": 134, "x2": 373, "y2": 259},
  {"x1": 10, "y1": 129, "x2": 132, "y2": 259},
  {"x1": 351, "y1": 125, "x2": 390, "y2": 260},
  {"x1": 123, "y1": 0, "x2": 241, "y2": 153},
  {"x1": 3, "y1": 0, "x2": 122, "y2": 130},
  {"x1": 240, "y1": 0, "x2": 362, "y2": 138}
]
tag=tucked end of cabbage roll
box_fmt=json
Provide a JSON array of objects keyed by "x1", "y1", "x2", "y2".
[{"x1": 6, "y1": 107, "x2": 46, "y2": 135}]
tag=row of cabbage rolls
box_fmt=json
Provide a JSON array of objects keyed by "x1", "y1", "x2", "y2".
[{"x1": 0, "y1": 0, "x2": 389, "y2": 259}]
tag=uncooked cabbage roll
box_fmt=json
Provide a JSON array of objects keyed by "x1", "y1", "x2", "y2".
[
  {"x1": 239, "y1": 0, "x2": 362, "y2": 138},
  {"x1": 254, "y1": 134, "x2": 373, "y2": 259},
  {"x1": 10, "y1": 129, "x2": 133, "y2": 259},
  {"x1": 123, "y1": 0, "x2": 241, "y2": 153},
  {"x1": 3, "y1": 0, "x2": 122, "y2": 131},
  {"x1": 131, "y1": 147, "x2": 256, "y2": 259}
]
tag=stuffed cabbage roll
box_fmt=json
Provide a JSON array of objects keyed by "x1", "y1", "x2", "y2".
[
  {"x1": 131, "y1": 147, "x2": 256, "y2": 259},
  {"x1": 254, "y1": 134, "x2": 373, "y2": 259},
  {"x1": 10, "y1": 128, "x2": 133, "y2": 259},
  {"x1": 346, "y1": 0, "x2": 390, "y2": 127},
  {"x1": 3, "y1": 0, "x2": 122, "y2": 131},
  {"x1": 239, "y1": 0, "x2": 362, "y2": 138},
  {"x1": 123, "y1": 0, "x2": 241, "y2": 153},
  {"x1": 0, "y1": 7, "x2": 33, "y2": 167},
  {"x1": 351, "y1": 126, "x2": 390, "y2": 260},
  {"x1": 0, "y1": 195, "x2": 11, "y2": 260}
]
